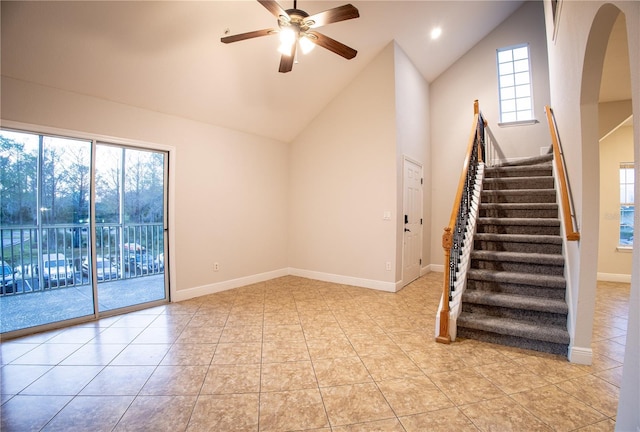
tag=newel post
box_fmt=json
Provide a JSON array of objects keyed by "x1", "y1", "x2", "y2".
[{"x1": 436, "y1": 227, "x2": 452, "y2": 344}]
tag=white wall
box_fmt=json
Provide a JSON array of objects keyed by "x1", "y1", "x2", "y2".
[
  {"x1": 393, "y1": 42, "x2": 431, "y2": 279},
  {"x1": 598, "y1": 124, "x2": 633, "y2": 280},
  {"x1": 543, "y1": 0, "x2": 639, "y2": 428},
  {"x1": 1, "y1": 77, "x2": 290, "y2": 300},
  {"x1": 429, "y1": 1, "x2": 551, "y2": 267},
  {"x1": 288, "y1": 43, "x2": 398, "y2": 290}
]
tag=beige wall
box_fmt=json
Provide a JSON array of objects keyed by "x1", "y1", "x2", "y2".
[
  {"x1": 1, "y1": 77, "x2": 290, "y2": 300},
  {"x1": 287, "y1": 42, "x2": 431, "y2": 290},
  {"x1": 598, "y1": 124, "x2": 633, "y2": 280},
  {"x1": 429, "y1": 1, "x2": 551, "y2": 267},
  {"x1": 599, "y1": 100, "x2": 633, "y2": 139},
  {"x1": 393, "y1": 43, "x2": 431, "y2": 279},
  {"x1": 288, "y1": 43, "x2": 398, "y2": 289}
]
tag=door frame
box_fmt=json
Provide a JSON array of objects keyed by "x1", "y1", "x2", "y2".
[{"x1": 401, "y1": 156, "x2": 424, "y2": 287}]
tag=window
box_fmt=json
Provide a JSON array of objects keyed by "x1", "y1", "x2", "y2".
[
  {"x1": 619, "y1": 162, "x2": 634, "y2": 247},
  {"x1": 497, "y1": 44, "x2": 534, "y2": 123}
]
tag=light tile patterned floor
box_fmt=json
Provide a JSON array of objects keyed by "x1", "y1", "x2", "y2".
[{"x1": 0, "y1": 273, "x2": 627, "y2": 431}]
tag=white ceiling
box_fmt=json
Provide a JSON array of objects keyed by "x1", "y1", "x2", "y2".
[{"x1": 2, "y1": 1, "x2": 528, "y2": 142}]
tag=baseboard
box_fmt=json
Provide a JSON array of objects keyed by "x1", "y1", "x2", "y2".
[
  {"x1": 421, "y1": 264, "x2": 442, "y2": 276},
  {"x1": 429, "y1": 264, "x2": 445, "y2": 273},
  {"x1": 597, "y1": 272, "x2": 632, "y2": 283},
  {"x1": 173, "y1": 267, "x2": 404, "y2": 301},
  {"x1": 288, "y1": 268, "x2": 397, "y2": 292},
  {"x1": 171, "y1": 268, "x2": 289, "y2": 301},
  {"x1": 568, "y1": 345, "x2": 593, "y2": 365}
]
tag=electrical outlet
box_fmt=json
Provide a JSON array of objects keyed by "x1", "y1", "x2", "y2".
[
  {"x1": 214, "y1": 262, "x2": 219, "y2": 272},
  {"x1": 385, "y1": 262, "x2": 391, "y2": 271}
]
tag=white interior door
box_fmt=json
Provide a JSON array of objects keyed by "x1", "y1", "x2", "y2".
[{"x1": 402, "y1": 158, "x2": 423, "y2": 286}]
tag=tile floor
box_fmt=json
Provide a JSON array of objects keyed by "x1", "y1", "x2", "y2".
[{"x1": 0, "y1": 273, "x2": 628, "y2": 431}]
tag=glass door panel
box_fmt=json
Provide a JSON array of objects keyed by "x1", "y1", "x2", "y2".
[
  {"x1": 94, "y1": 144, "x2": 167, "y2": 312},
  {"x1": 0, "y1": 130, "x2": 94, "y2": 333}
]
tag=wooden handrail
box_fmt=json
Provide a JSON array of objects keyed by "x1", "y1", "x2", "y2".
[
  {"x1": 545, "y1": 106, "x2": 580, "y2": 241},
  {"x1": 436, "y1": 100, "x2": 483, "y2": 344}
]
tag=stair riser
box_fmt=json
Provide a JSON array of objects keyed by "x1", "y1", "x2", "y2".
[
  {"x1": 476, "y1": 225, "x2": 561, "y2": 236},
  {"x1": 461, "y1": 303, "x2": 567, "y2": 326},
  {"x1": 473, "y1": 240, "x2": 562, "y2": 255},
  {"x1": 479, "y1": 208, "x2": 558, "y2": 218},
  {"x1": 466, "y1": 280, "x2": 566, "y2": 299},
  {"x1": 481, "y1": 193, "x2": 557, "y2": 204},
  {"x1": 483, "y1": 178, "x2": 554, "y2": 190},
  {"x1": 471, "y1": 260, "x2": 564, "y2": 275},
  {"x1": 456, "y1": 327, "x2": 568, "y2": 356}
]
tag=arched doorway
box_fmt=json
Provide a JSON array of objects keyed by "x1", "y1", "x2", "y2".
[{"x1": 580, "y1": 3, "x2": 638, "y2": 429}]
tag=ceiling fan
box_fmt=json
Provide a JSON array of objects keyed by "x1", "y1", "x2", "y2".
[{"x1": 221, "y1": 0, "x2": 359, "y2": 73}]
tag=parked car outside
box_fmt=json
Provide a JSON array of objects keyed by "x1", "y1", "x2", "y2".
[
  {"x1": 1, "y1": 261, "x2": 16, "y2": 294},
  {"x1": 41, "y1": 253, "x2": 74, "y2": 287},
  {"x1": 155, "y1": 253, "x2": 164, "y2": 271},
  {"x1": 125, "y1": 252, "x2": 155, "y2": 275},
  {"x1": 82, "y1": 257, "x2": 120, "y2": 281}
]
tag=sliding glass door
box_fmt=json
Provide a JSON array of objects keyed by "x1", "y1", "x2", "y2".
[
  {"x1": 0, "y1": 129, "x2": 168, "y2": 335},
  {"x1": 93, "y1": 143, "x2": 167, "y2": 312}
]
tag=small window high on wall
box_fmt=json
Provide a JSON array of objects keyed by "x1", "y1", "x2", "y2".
[
  {"x1": 619, "y1": 162, "x2": 635, "y2": 247},
  {"x1": 497, "y1": 44, "x2": 534, "y2": 124}
]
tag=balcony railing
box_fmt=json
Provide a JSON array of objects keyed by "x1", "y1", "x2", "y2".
[{"x1": 1, "y1": 223, "x2": 164, "y2": 296}]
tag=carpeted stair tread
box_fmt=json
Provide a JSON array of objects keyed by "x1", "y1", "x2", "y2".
[
  {"x1": 483, "y1": 176, "x2": 554, "y2": 188},
  {"x1": 480, "y1": 203, "x2": 558, "y2": 210},
  {"x1": 455, "y1": 327, "x2": 568, "y2": 355},
  {"x1": 471, "y1": 250, "x2": 565, "y2": 265},
  {"x1": 456, "y1": 313, "x2": 570, "y2": 345},
  {"x1": 467, "y1": 269, "x2": 566, "y2": 288},
  {"x1": 474, "y1": 233, "x2": 562, "y2": 245},
  {"x1": 462, "y1": 291, "x2": 568, "y2": 314},
  {"x1": 485, "y1": 168, "x2": 553, "y2": 179},
  {"x1": 481, "y1": 189, "x2": 557, "y2": 204},
  {"x1": 473, "y1": 233, "x2": 563, "y2": 254},
  {"x1": 478, "y1": 217, "x2": 560, "y2": 226}
]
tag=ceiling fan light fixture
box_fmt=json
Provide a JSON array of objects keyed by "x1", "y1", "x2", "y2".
[
  {"x1": 299, "y1": 34, "x2": 315, "y2": 54},
  {"x1": 222, "y1": 1, "x2": 360, "y2": 72},
  {"x1": 278, "y1": 26, "x2": 297, "y2": 55}
]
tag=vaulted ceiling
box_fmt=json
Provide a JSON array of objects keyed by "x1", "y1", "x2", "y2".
[{"x1": 3, "y1": 1, "x2": 528, "y2": 142}]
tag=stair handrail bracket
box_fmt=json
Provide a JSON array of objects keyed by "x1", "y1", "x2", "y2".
[
  {"x1": 544, "y1": 106, "x2": 580, "y2": 241},
  {"x1": 436, "y1": 100, "x2": 486, "y2": 344}
]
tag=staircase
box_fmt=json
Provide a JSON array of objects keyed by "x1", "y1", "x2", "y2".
[{"x1": 456, "y1": 154, "x2": 571, "y2": 356}]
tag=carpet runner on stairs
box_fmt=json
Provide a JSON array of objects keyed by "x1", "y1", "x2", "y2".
[{"x1": 456, "y1": 154, "x2": 571, "y2": 356}]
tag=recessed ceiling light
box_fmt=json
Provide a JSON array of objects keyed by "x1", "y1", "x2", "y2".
[{"x1": 431, "y1": 27, "x2": 442, "y2": 40}]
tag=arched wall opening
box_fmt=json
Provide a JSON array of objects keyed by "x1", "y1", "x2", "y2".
[
  {"x1": 579, "y1": 3, "x2": 638, "y2": 427},
  {"x1": 571, "y1": 3, "x2": 623, "y2": 362}
]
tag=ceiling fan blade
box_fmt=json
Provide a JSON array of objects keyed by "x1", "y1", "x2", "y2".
[
  {"x1": 308, "y1": 31, "x2": 357, "y2": 59},
  {"x1": 221, "y1": 28, "x2": 277, "y2": 44},
  {"x1": 258, "y1": 0, "x2": 289, "y2": 21},
  {"x1": 278, "y1": 42, "x2": 296, "y2": 73},
  {"x1": 304, "y1": 4, "x2": 359, "y2": 28}
]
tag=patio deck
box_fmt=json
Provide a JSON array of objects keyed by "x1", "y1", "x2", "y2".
[{"x1": 0, "y1": 275, "x2": 166, "y2": 334}]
